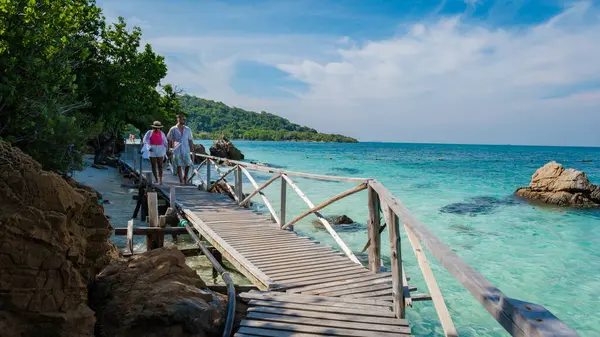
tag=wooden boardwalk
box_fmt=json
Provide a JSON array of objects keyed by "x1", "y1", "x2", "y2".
[{"x1": 119, "y1": 144, "x2": 579, "y2": 337}]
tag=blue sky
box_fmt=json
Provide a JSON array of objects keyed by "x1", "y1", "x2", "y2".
[{"x1": 98, "y1": 0, "x2": 600, "y2": 146}]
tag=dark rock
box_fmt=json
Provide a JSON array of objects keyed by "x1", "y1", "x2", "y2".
[
  {"x1": 0, "y1": 142, "x2": 119, "y2": 337},
  {"x1": 312, "y1": 214, "x2": 355, "y2": 229},
  {"x1": 193, "y1": 144, "x2": 207, "y2": 164},
  {"x1": 209, "y1": 136, "x2": 244, "y2": 161},
  {"x1": 440, "y1": 196, "x2": 519, "y2": 216},
  {"x1": 514, "y1": 161, "x2": 600, "y2": 207},
  {"x1": 89, "y1": 247, "x2": 226, "y2": 337}
]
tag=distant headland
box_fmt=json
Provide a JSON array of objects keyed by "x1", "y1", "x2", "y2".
[{"x1": 179, "y1": 95, "x2": 358, "y2": 143}]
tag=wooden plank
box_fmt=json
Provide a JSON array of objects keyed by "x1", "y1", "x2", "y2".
[
  {"x1": 183, "y1": 210, "x2": 274, "y2": 289},
  {"x1": 263, "y1": 260, "x2": 357, "y2": 275},
  {"x1": 126, "y1": 219, "x2": 134, "y2": 254},
  {"x1": 240, "y1": 173, "x2": 282, "y2": 206},
  {"x1": 269, "y1": 264, "x2": 365, "y2": 279},
  {"x1": 246, "y1": 300, "x2": 391, "y2": 319},
  {"x1": 206, "y1": 160, "x2": 211, "y2": 190},
  {"x1": 235, "y1": 166, "x2": 244, "y2": 202},
  {"x1": 245, "y1": 312, "x2": 411, "y2": 334},
  {"x1": 244, "y1": 246, "x2": 334, "y2": 259},
  {"x1": 402, "y1": 264, "x2": 413, "y2": 307},
  {"x1": 246, "y1": 290, "x2": 393, "y2": 308},
  {"x1": 239, "y1": 320, "x2": 407, "y2": 337},
  {"x1": 344, "y1": 288, "x2": 393, "y2": 299},
  {"x1": 230, "y1": 240, "x2": 319, "y2": 251},
  {"x1": 146, "y1": 192, "x2": 159, "y2": 251},
  {"x1": 288, "y1": 272, "x2": 392, "y2": 294},
  {"x1": 277, "y1": 272, "x2": 377, "y2": 289},
  {"x1": 247, "y1": 306, "x2": 408, "y2": 326},
  {"x1": 280, "y1": 175, "x2": 287, "y2": 229},
  {"x1": 193, "y1": 153, "x2": 369, "y2": 183},
  {"x1": 369, "y1": 180, "x2": 578, "y2": 337},
  {"x1": 404, "y1": 224, "x2": 457, "y2": 336},
  {"x1": 236, "y1": 327, "x2": 318, "y2": 337},
  {"x1": 256, "y1": 255, "x2": 349, "y2": 270},
  {"x1": 241, "y1": 293, "x2": 391, "y2": 312},
  {"x1": 367, "y1": 186, "x2": 381, "y2": 273},
  {"x1": 274, "y1": 268, "x2": 369, "y2": 284},
  {"x1": 282, "y1": 183, "x2": 367, "y2": 229},
  {"x1": 233, "y1": 240, "x2": 323, "y2": 252},
  {"x1": 383, "y1": 205, "x2": 404, "y2": 318},
  {"x1": 114, "y1": 227, "x2": 189, "y2": 235},
  {"x1": 324, "y1": 282, "x2": 392, "y2": 297},
  {"x1": 282, "y1": 174, "x2": 360, "y2": 264},
  {"x1": 313, "y1": 276, "x2": 392, "y2": 296},
  {"x1": 241, "y1": 166, "x2": 280, "y2": 225},
  {"x1": 249, "y1": 250, "x2": 343, "y2": 265}
]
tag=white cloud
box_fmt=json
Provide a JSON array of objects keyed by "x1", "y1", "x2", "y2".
[
  {"x1": 270, "y1": 2, "x2": 600, "y2": 145},
  {"x1": 144, "y1": 1, "x2": 600, "y2": 146}
]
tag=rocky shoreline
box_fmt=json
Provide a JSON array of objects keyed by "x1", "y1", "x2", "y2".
[{"x1": 0, "y1": 142, "x2": 228, "y2": 337}]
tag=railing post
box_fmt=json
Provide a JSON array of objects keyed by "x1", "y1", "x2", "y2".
[
  {"x1": 146, "y1": 192, "x2": 159, "y2": 251},
  {"x1": 386, "y1": 206, "x2": 405, "y2": 318},
  {"x1": 367, "y1": 186, "x2": 381, "y2": 273},
  {"x1": 206, "y1": 160, "x2": 211, "y2": 191},
  {"x1": 139, "y1": 144, "x2": 143, "y2": 175},
  {"x1": 235, "y1": 166, "x2": 243, "y2": 202},
  {"x1": 280, "y1": 176, "x2": 287, "y2": 230}
]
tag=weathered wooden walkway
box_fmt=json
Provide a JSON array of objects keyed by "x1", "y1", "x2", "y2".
[{"x1": 118, "y1": 143, "x2": 579, "y2": 337}]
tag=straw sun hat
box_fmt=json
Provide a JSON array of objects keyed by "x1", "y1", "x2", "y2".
[{"x1": 151, "y1": 121, "x2": 163, "y2": 128}]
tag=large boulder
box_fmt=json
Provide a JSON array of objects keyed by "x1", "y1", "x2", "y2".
[
  {"x1": 0, "y1": 142, "x2": 119, "y2": 337},
  {"x1": 515, "y1": 161, "x2": 600, "y2": 207},
  {"x1": 89, "y1": 247, "x2": 227, "y2": 337},
  {"x1": 193, "y1": 144, "x2": 208, "y2": 164},
  {"x1": 209, "y1": 136, "x2": 244, "y2": 161}
]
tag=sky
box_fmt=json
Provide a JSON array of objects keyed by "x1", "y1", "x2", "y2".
[{"x1": 97, "y1": 0, "x2": 600, "y2": 146}]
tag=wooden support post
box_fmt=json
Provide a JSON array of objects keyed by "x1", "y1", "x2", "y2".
[
  {"x1": 367, "y1": 186, "x2": 381, "y2": 273},
  {"x1": 280, "y1": 176, "x2": 287, "y2": 230},
  {"x1": 235, "y1": 166, "x2": 243, "y2": 203},
  {"x1": 127, "y1": 219, "x2": 134, "y2": 254},
  {"x1": 139, "y1": 147, "x2": 143, "y2": 175},
  {"x1": 158, "y1": 215, "x2": 166, "y2": 248},
  {"x1": 206, "y1": 162, "x2": 211, "y2": 191},
  {"x1": 169, "y1": 187, "x2": 178, "y2": 242},
  {"x1": 384, "y1": 206, "x2": 405, "y2": 318},
  {"x1": 146, "y1": 192, "x2": 159, "y2": 251}
]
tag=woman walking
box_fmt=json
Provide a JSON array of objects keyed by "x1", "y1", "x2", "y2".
[{"x1": 142, "y1": 121, "x2": 168, "y2": 185}]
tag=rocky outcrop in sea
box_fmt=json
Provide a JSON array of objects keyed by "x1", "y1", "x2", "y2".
[
  {"x1": 515, "y1": 161, "x2": 600, "y2": 207},
  {"x1": 210, "y1": 136, "x2": 244, "y2": 161}
]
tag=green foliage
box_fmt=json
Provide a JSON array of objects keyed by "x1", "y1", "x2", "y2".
[
  {"x1": 180, "y1": 95, "x2": 358, "y2": 143},
  {"x1": 0, "y1": 0, "x2": 174, "y2": 171}
]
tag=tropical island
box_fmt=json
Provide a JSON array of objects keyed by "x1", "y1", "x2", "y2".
[{"x1": 180, "y1": 95, "x2": 358, "y2": 143}]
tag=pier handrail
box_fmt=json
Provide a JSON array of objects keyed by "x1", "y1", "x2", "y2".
[{"x1": 191, "y1": 151, "x2": 579, "y2": 337}]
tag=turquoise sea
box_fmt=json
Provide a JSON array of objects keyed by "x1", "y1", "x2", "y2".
[
  {"x1": 87, "y1": 141, "x2": 600, "y2": 337},
  {"x1": 192, "y1": 141, "x2": 600, "y2": 337}
]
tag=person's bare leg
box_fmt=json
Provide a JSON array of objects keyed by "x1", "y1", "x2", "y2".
[
  {"x1": 184, "y1": 165, "x2": 190, "y2": 184},
  {"x1": 150, "y1": 157, "x2": 158, "y2": 183},
  {"x1": 157, "y1": 158, "x2": 163, "y2": 185},
  {"x1": 177, "y1": 166, "x2": 183, "y2": 185}
]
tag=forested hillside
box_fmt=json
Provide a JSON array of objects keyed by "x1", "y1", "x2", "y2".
[{"x1": 180, "y1": 95, "x2": 358, "y2": 142}]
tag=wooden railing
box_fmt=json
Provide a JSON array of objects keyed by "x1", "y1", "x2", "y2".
[{"x1": 192, "y1": 152, "x2": 579, "y2": 337}]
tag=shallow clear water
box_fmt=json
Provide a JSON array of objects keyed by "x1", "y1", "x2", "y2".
[{"x1": 191, "y1": 141, "x2": 600, "y2": 337}]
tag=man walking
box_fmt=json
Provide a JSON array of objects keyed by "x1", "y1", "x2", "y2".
[{"x1": 167, "y1": 114, "x2": 195, "y2": 185}]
